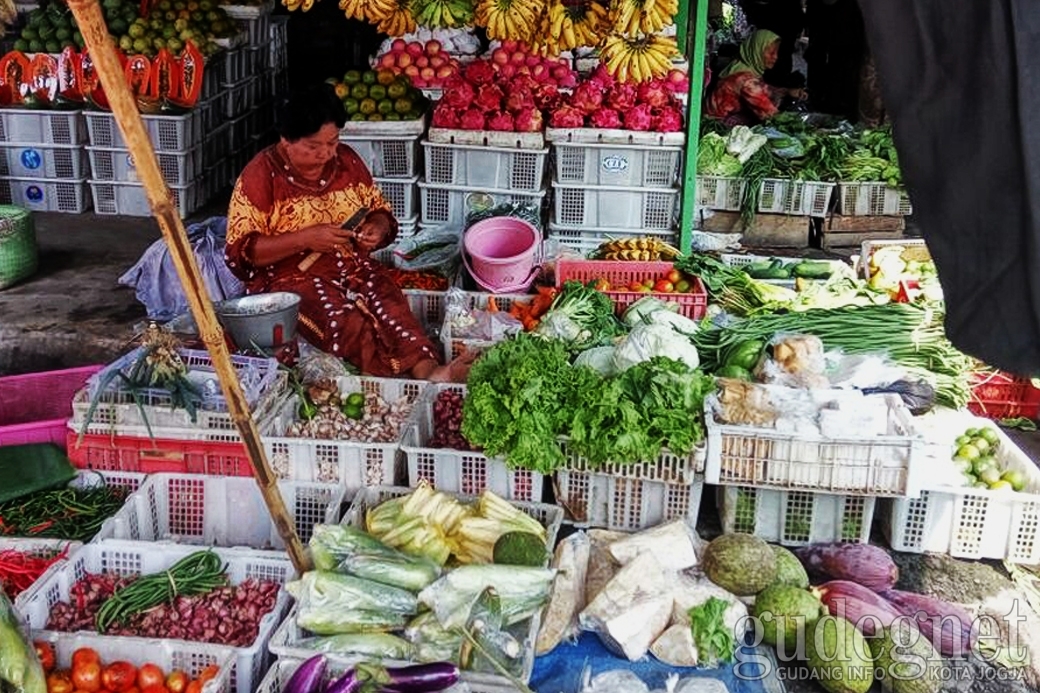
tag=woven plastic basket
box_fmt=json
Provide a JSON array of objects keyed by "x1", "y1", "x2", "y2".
[{"x1": 0, "y1": 205, "x2": 36, "y2": 289}]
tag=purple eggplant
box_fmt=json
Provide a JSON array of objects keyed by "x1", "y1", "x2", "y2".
[
  {"x1": 324, "y1": 670, "x2": 361, "y2": 693},
  {"x1": 352, "y1": 663, "x2": 461, "y2": 693},
  {"x1": 283, "y1": 655, "x2": 327, "y2": 693}
]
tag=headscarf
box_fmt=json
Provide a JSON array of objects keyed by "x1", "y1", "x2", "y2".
[{"x1": 721, "y1": 29, "x2": 781, "y2": 78}]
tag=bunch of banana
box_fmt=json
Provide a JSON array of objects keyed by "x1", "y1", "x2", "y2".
[
  {"x1": 573, "y1": 0, "x2": 608, "y2": 47},
  {"x1": 610, "y1": 0, "x2": 678, "y2": 37},
  {"x1": 339, "y1": 0, "x2": 383, "y2": 20},
  {"x1": 601, "y1": 32, "x2": 677, "y2": 82},
  {"x1": 414, "y1": 0, "x2": 475, "y2": 27},
  {"x1": 593, "y1": 236, "x2": 682, "y2": 261},
  {"x1": 371, "y1": 0, "x2": 418, "y2": 36},
  {"x1": 530, "y1": 0, "x2": 604, "y2": 54},
  {"x1": 475, "y1": 0, "x2": 541, "y2": 43},
  {"x1": 282, "y1": 0, "x2": 318, "y2": 12}
]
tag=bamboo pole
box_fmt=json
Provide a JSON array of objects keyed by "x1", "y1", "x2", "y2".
[{"x1": 66, "y1": 0, "x2": 312, "y2": 575}]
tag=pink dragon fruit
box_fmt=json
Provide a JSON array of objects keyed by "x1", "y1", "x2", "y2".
[
  {"x1": 474, "y1": 84, "x2": 505, "y2": 111},
  {"x1": 514, "y1": 107, "x2": 544, "y2": 132},
  {"x1": 443, "y1": 80, "x2": 476, "y2": 110},
  {"x1": 571, "y1": 81, "x2": 604, "y2": 114},
  {"x1": 606, "y1": 83, "x2": 638, "y2": 111},
  {"x1": 464, "y1": 60, "x2": 497, "y2": 85},
  {"x1": 557, "y1": 70, "x2": 579, "y2": 89},
  {"x1": 651, "y1": 107, "x2": 684, "y2": 132},
  {"x1": 487, "y1": 111, "x2": 515, "y2": 131},
  {"x1": 510, "y1": 74, "x2": 539, "y2": 93},
  {"x1": 589, "y1": 63, "x2": 616, "y2": 88},
  {"x1": 549, "y1": 104, "x2": 585, "y2": 129},
  {"x1": 460, "y1": 108, "x2": 488, "y2": 130},
  {"x1": 589, "y1": 107, "x2": 622, "y2": 129},
  {"x1": 623, "y1": 103, "x2": 653, "y2": 131},
  {"x1": 637, "y1": 80, "x2": 670, "y2": 109},
  {"x1": 505, "y1": 88, "x2": 536, "y2": 113},
  {"x1": 532, "y1": 82, "x2": 560, "y2": 110},
  {"x1": 431, "y1": 103, "x2": 461, "y2": 128}
]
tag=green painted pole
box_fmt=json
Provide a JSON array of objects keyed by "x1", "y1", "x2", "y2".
[{"x1": 679, "y1": 0, "x2": 709, "y2": 254}]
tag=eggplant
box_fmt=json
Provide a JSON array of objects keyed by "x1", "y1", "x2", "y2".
[
  {"x1": 283, "y1": 655, "x2": 327, "y2": 693},
  {"x1": 352, "y1": 663, "x2": 461, "y2": 693},
  {"x1": 324, "y1": 670, "x2": 361, "y2": 693}
]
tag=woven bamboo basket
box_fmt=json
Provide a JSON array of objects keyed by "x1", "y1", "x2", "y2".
[{"x1": 0, "y1": 206, "x2": 37, "y2": 290}]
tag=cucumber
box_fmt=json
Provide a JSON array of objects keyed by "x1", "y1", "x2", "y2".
[{"x1": 791, "y1": 261, "x2": 834, "y2": 280}]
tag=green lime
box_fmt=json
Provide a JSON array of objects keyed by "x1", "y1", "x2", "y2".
[
  {"x1": 980, "y1": 428, "x2": 1000, "y2": 447},
  {"x1": 367, "y1": 113, "x2": 384, "y2": 121},
  {"x1": 954, "y1": 435, "x2": 971, "y2": 448},
  {"x1": 957, "y1": 444, "x2": 981, "y2": 461},
  {"x1": 377, "y1": 99, "x2": 394, "y2": 115},
  {"x1": 345, "y1": 392, "x2": 365, "y2": 408},
  {"x1": 28, "y1": 39, "x2": 43, "y2": 53},
  {"x1": 979, "y1": 467, "x2": 1002, "y2": 485},
  {"x1": 989, "y1": 480, "x2": 1014, "y2": 492},
  {"x1": 13, "y1": 39, "x2": 28, "y2": 52},
  {"x1": 343, "y1": 97, "x2": 359, "y2": 114},
  {"x1": 350, "y1": 112, "x2": 366, "y2": 121},
  {"x1": 972, "y1": 456, "x2": 996, "y2": 476},
  {"x1": 1002, "y1": 469, "x2": 1027, "y2": 492},
  {"x1": 952, "y1": 458, "x2": 973, "y2": 475},
  {"x1": 21, "y1": 27, "x2": 39, "y2": 41},
  {"x1": 964, "y1": 427, "x2": 980, "y2": 438},
  {"x1": 343, "y1": 69, "x2": 361, "y2": 85},
  {"x1": 45, "y1": 40, "x2": 61, "y2": 53},
  {"x1": 368, "y1": 84, "x2": 386, "y2": 101},
  {"x1": 971, "y1": 437, "x2": 991, "y2": 454},
  {"x1": 361, "y1": 70, "x2": 377, "y2": 85},
  {"x1": 385, "y1": 112, "x2": 401, "y2": 121},
  {"x1": 344, "y1": 403, "x2": 364, "y2": 420},
  {"x1": 118, "y1": 34, "x2": 133, "y2": 50}
]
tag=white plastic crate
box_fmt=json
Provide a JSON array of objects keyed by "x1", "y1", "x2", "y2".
[
  {"x1": 555, "y1": 441, "x2": 705, "y2": 531},
  {"x1": 402, "y1": 383, "x2": 545, "y2": 502},
  {"x1": 704, "y1": 394, "x2": 925, "y2": 497},
  {"x1": 758, "y1": 179, "x2": 836, "y2": 216},
  {"x1": 838, "y1": 182, "x2": 912, "y2": 216},
  {"x1": 0, "y1": 177, "x2": 90, "y2": 213},
  {"x1": 85, "y1": 111, "x2": 203, "y2": 152},
  {"x1": 0, "y1": 143, "x2": 88, "y2": 179},
  {"x1": 221, "y1": 47, "x2": 248, "y2": 85},
  {"x1": 340, "y1": 135, "x2": 421, "y2": 178},
  {"x1": 552, "y1": 140, "x2": 683, "y2": 187},
  {"x1": 547, "y1": 223, "x2": 678, "y2": 257},
  {"x1": 222, "y1": 78, "x2": 254, "y2": 119},
  {"x1": 262, "y1": 376, "x2": 426, "y2": 488},
  {"x1": 551, "y1": 182, "x2": 678, "y2": 230},
  {"x1": 87, "y1": 147, "x2": 204, "y2": 186},
  {"x1": 19, "y1": 541, "x2": 294, "y2": 693},
  {"x1": 374, "y1": 175, "x2": 418, "y2": 219},
  {"x1": 96, "y1": 473, "x2": 342, "y2": 550},
  {"x1": 881, "y1": 411, "x2": 1040, "y2": 562},
  {"x1": 696, "y1": 175, "x2": 746, "y2": 212},
  {"x1": 255, "y1": 660, "x2": 520, "y2": 693},
  {"x1": 90, "y1": 179, "x2": 203, "y2": 216},
  {"x1": 420, "y1": 182, "x2": 546, "y2": 227},
  {"x1": 34, "y1": 633, "x2": 236, "y2": 693},
  {"x1": 3, "y1": 537, "x2": 82, "y2": 605},
  {"x1": 422, "y1": 140, "x2": 549, "y2": 192},
  {"x1": 0, "y1": 109, "x2": 86, "y2": 144},
  {"x1": 718, "y1": 485, "x2": 876, "y2": 547},
  {"x1": 428, "y1": 126, "x2": 545, "y2": 150},
  {"x1": 857, "y1": 238, "x2": 930, "y2": 280}
]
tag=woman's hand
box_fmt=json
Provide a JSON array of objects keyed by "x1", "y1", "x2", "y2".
[
  {"x1": 354, "y1": 212, "x2": 392, "y2": 252},
  {"x1": 787, "y1": 87, "x2": 808, "y2": 101},
  {"x1": 303, "y1": 223, "x2": 357, "y2": 254}
]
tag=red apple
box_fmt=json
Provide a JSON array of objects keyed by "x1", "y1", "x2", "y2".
[
  {"x1": 406, "y1": 41, "x2": 424, "y2": 57},
  {"x1": 391, "y1": 38, "x2": 407, "y2": 53},
  {"x1": 492, "y1": 48, "x2": 510, "y2": 66},
  {"x1": 435, "y1": 65, "x2": 454, "y2": 78},
  {"x1": 511, "y1": 51, "x2": 526, "y2": 65},
  {"x1": 416, "y1": 55, "x2": 429, "y2": 68},
  {"x1": 498, "y1": 63, "x2": 516, "y2": 79},
  {"x1": 420, "y1": 66, "x2": 435, "y2": 80},
  {"x1": 426, "y1": 39, "x2": 442, "y2": 55},
  {"x1": 404, "y1": 64, "x2": 420, "y2": 77},
  {"x1": 430, "y1": 55, "x2": 445, "y2": 68},
  {"x1": 396, "y1": 53, "x2": 413, "y2": 68}
]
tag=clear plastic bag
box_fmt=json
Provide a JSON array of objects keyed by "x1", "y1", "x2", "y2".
[
  {"x1": 466, "y1": 200, "x2": 543, "y2": 231},
  {"x1": 393, "y1": 227, "x2": 463, "y2": 275},
  {"x1": 443, "y1": 287, "x2": 523, "y2": 341}
]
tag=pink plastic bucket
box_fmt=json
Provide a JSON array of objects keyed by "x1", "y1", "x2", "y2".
[{"x1": 463, "y1": 217, "x2": 541, "y2": 293}]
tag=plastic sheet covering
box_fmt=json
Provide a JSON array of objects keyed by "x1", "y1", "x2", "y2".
[{"x1": 118, "y1": 216, "x2": 244, "y2": 321}]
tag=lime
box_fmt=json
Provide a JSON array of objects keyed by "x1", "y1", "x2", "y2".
[
  {"x1": 133, "y1": 37, "x2": 150, "y2": 53},
  {"x1": 55, "y1": 26, "x2": 72, "y2": 41},
  {"x1": 385, "y1": 112, "x2": 401, "y2": 121},
  {"x1": 367, "y1": 113, "x2": 384, "y2": 121},
  {"x1": 979, "y1": 467, "x2": 1002, "y2": 485},
  {"x1": 971, "y1": 437, "x2": 991, "y2": 454},
  {"x1": 28, "y1": 39, "x2": 43, "y2": 53},
  {"x1": 387, "y1": 82, "x2": 407, "y2": 99},
  {"x1": 954, "y1": 435, "x2": 971, "y2": 447},
  {"x1": 377, "y1": 99, "x2": 394, "y2": 115},
  {"x1": 343, "y1": 97, "x2": 359, "y2": 114},
  {"x1": 957, "y1": 444, "x2": 980, "y2": 461},
  {"x1": 350, "y1": 83, "x2": 368, "y2": 100},
  {"x1": 167, "y1": 37, "x2": 183, "y2": 52},
  {"x1": 368, "y1": 84, "x2": 386, "y2": 101},
  {"x1": 980, "y1": 428, "x2": 1000, "y2": 447},
  {"x1": 962, "y1": 474, "x2": 977, "y2": 487},
  {"x1": 952, "y1": 458, "x2": 973, "y2": 475},
  {"x1": 359, "y1": 97, "x2": 376, "y2": 115},
  {"x1": 345, "y1": 392, "x2": 365, "y2": 408},
  {"x1": 350, "y1": 112, "x2": 366, "y2": 121},
  {"x1": 22, "y1": 27, "x2": 39, "y2": 41},
  {"x1": 344, "y1": 403, "x2": 364, "y2": 420},
  {"x1": 45, "y1": 40, "x2": 60, "y2": 53},
  {"x1": 118, "y1": 34, "x2": 133, "y2": 50},
  {"x1": 128, "y1": 22, "x2": 146, "y2": 38},
  {"x1": 972, "y1": 456, "x2": 996, "y2": 476},
  {"x1": 361, "y1": 70, "x2": 377, "y2": 85},
  {"x1": 393, "y1": 97, "x2": 412, "y2": 114},
  {"x1": 13, "y1": 39, "x2": 28, "y2": 52},
  {"x1": 1002, "y1": 469, "x2": 1027, "y2": 492},
  {"x1": 343, "y1": 69, "x2": 361, "y2": 85},
  {"x1": 964, "y1": 427, "x2": 980, "y2": 438},
  {"x1": 989, "y1": 480, "x2": 1014, "y2": 492}
]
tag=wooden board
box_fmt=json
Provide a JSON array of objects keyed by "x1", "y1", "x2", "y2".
[
  {"x1": 822, "y1": 229, "x2": 905, "y2": 251},
  {"x1": 825, "y1": 214, "x2": 907, "y2": 232},
  {"x1": 701, "y1": 211, "x2": 810, "y2": 248}
]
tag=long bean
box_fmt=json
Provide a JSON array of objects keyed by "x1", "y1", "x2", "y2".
[{"x1": 95, "y1": 550, "x2": 228, "y2": 632}]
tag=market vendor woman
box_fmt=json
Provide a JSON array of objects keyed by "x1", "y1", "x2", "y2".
[
  {"x1": 706, "y1": 29, "x2": 807, "y2": 125},
  {"x1": 225, "y1": 84, "x2": 471, "y2": 381}
]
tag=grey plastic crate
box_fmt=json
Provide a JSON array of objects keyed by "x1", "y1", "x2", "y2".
[
  {"x1": 553, "y1": 140, "x2": 683, "y2": 187},
  {"x1": 87, "y1": 147, "x2": 203, "y2": 186},
  {"x1": 222, "y1": 78, "x2": 254, "y2": 119},
  {"x1": 85, "y1": 111, "x2": 202, "y2": 152},
  {"x1": 419, "y1": 181, "x2": 546, "y2": 227},
  {"x1": 0, "y1": 177, "x2": 90, "y2": 213},
  {"x1": 0, "y1": 109, "x2": 86, "y2": 145},
  {"x1": 89, "y1": 179, "x2": 202, "y2": 217},
  {"x1": 551, "y1": 181, "x2": 679, "y2": 230},
  {"x1": 423, "y1": 140, "x2": 548, "y2": 191},
  {"x1": 0, "y1": 143, "x2": 88, "y2": 179},
  {"x1": 374, "y1": 176, "x2": 418, "y2": 219},
  {"x1": 340, "y1": 135, "x2": 420, "y2": 178}
]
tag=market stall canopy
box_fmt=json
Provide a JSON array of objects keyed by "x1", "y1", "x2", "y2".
[{"x1": 860, "y1": 0, "x2": 1040, "y2": 375}]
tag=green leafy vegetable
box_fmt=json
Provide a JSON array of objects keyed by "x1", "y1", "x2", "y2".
[
  {"x1": 534, "y1": 281, "x2": 624, "y2": 350},
  {"x1": 696, "y1": 132, "x2": 743, "y2": 177},
  {"x1": 689, "y1": 596, "x2": 737, "y2": 668}
]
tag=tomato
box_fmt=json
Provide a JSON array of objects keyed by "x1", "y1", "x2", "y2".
[
  {"x1": 47, "y1": 671, "x2": 74, "y2": 693},
  {"x1": 184, "y1": 682, "x2": 202, "y2": 693},
  {"x1": 71, "y1": 662, "x2": 102, "y2": 693},
  {"x1": 125, "y1": 687, "x2": 141, "y2": 693},
  {"x1": 626, "y1": 281, "x2": 643, "y2": 292},
  {"x1": 35, "y1": 642, "x2": 56, "y2": 673},
  {"x1": 653, "y1": 279, "x2": 674, "y2": 293},
  {"x1": 666, "y1": 269, "x2": 682, "y2": 284},
  {"x1": 165, "y1": 671, "x2": 189, "y2": 693},
  {"x1": 102, "y1": 662, "x2": 138, "y2": 693},
  {"x1": 592, "y1": 277, "x2": 610, "y2": 292},
  {"x1": 674, "y1": 279, "x2": 691, "y2": 293},
  {"x1": 71, "y1": 650, "x2": 100, "y2": 670},
  {"x1": 195, "y1": 667, "x2": 219, "y2": 686},
  {"x1": 140, "y1": 686, "x2": 168, "y2": 693},
  {"x1": 137, "y1": 665, "x2": 165, "y2": 691}
]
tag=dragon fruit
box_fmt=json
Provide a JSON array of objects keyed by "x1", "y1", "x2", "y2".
[
  {"x1": 637, "y1": 81, "x2": 670, "y2": 109},
  {"x1": 464, "y1": 60, "x2": 496, "y2": 85},
  {"x1": 514, "y1": 107, "x2": 544, "y2": 132},
  {"x1": 505, "y1": 88, "x2": 536, "y2": 113},
  {"x1": 443, "y1": 79, "x2": 476, "y2": 110},
  {"x1": 474, "y1": 84, "x2": 505, "y2": 111},
  {"x1": 510, "y1": 74, "x2": 539, "y2": 93},
  {"x1": 571, "y1": 81, "x2": 603, "y2": 114},
  {"x1": 589, "y1": 107, "x2": 622, "y2": 129},
  {"x1": 431, "y1": 103, "x2": 461, "y2": 128},
  {"x1": 532, "y1": 82, "x2": 559, "y2": 110},
  {"x1": 549, "y1": 104, "x2": 585, "y2": 129},
  {"x1": 623, "y1": 103, "x2": 653, "y2": 131},
  {"x1": 487, "y1": 111, "x2": 515, "y2": 131},
  {"x1": 589, "y1": 63, "x2": 616, "y2": 89},
  {"x1": 607, "y1": 83, "x2": 638, "y2": 111},
  {"x1": 651, "y1": 107, "x2": 684, "y2": 132},
  {"x1": 460, "y1": 108, "x2": 487, "y2": 130}
]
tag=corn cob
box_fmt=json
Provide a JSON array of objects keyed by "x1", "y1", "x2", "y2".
[{"x1": 592, "y1": 237, "x2": 682, "y2": 261}]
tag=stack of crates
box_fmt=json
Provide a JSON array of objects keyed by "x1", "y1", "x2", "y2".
[
  {"x1": 418, "y1": 128, "x2": 548, "y2": 233},
  {"x1": 224, "y1": 1, "x2": 278, "y2": 161},
  {"x1": 222, "y1": 44, "x2": 259, "y2": 182},
  {"x1": 340, "y1": 120, "x2": 424, "y2": 234},
  {"x1": 0, "y1": 109, "x2": 91, "y2": 213},
  {"x1": 546, "y1": 128, "x2": 685, "y2": 254},
  {"x1": 269, "y1": 16, "x2": 289, "y2": 102}
]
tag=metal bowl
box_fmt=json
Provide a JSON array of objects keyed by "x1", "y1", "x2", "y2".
[{"x1": 214, "y1": 292, "x2": 301, "y2": 350}]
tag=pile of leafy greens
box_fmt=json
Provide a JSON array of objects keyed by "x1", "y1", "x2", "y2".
[{"x1": 533, "y1": 281, "x2": 624, "y2": 351}]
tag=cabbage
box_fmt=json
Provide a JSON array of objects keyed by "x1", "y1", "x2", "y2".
[
  {"x1": 622, "y1": 297, "x2": 678, "y2": 327},
  {"x1": 573, "y1": 347, "x2": 618, "y2": 376},
  {"x1": 613, "y1": 323, "x2": 700, "y2": 372}
]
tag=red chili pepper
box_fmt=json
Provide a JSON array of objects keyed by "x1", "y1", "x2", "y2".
[
  {"x1": 27, "y1": 520, "x2": 55, "y2": 534},
  {"x1": 0, "y1": 547, "x2": 66, "y2": 598}
]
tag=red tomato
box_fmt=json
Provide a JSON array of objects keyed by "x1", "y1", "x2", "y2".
[
  {"x1": 184, "y1": 682, "x2": 202, "y2": 693},
  {"x1": 137, "y1": 665, "x2": 165, "y2": 691},
  {"x1": 165, "y1": 671, "x2": 189, "y2": 693},
  {"x1": 71, "y1": 662, "x2": 102, "y2": 693},
  {"x1": 626, "y1": 281, "x2": 643, "y2": 292},
  {"x1": 666, "y1": 269, "x2": 682, "y2": 284},
  {"x1": 102, "y1": 662, "x2": 138, "y2": 693},
  {"x1": 195, "y1": 667, "x2": 219, "y2": 686},
  {"x1": 47, "y1": 671, "x2": 74, "y2": 693},
  {"x1": 34, "y1": 642, "x2": 56, "y2": 673},
  {"x1": 653, "y1": 279, "x2": 674, "y2": 293},
  {"x1": 140, "y1": 686, "x2": 168, "y2": 693},
  {"x1": 125, "y1": 687, "x2": 140, "y2": 693},
  {"x1": 592, "y1": 277, "x2": 611, "y2": 292},
  {"x1": 71, "y1": 650, "x2": 100, "y2": 670}
]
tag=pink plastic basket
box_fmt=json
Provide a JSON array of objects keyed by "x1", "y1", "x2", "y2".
[
  {"x1": 0, "y1": 365, "x2": 103, "y2": 448},
  {"x1": 555, "y1": 259, "x2": 708, "y2": 319},
  {"x1": 463, "y1": 217, "x2": 541, "y2": 293}
]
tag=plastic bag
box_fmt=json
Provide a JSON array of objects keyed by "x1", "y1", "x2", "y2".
[
  {"x1": 443, "y1": 287, "x2": 522, "y2": 341},
  {"x1": 295, "y1": 348, "x2": 354, "y2": 386},
  {"x1": 393, "y1": 227, "x2": 463, "y2": 275},
  {"x1": 466, "y1": 200, "x2": 543, "y2": 231},
  {"x1": 755, "y1": 333, "x2": 828, "y2": 388}
]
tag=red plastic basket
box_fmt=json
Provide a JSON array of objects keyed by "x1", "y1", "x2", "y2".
[
  {"x1": 968, "y1": 371, "x2": 1040, "y2": 420},
  {"x1": 555, "y1": 259, "x2": 708, "y2": 319},
  {"x1": 0, "y1": 366, "x2": 104, "y2": 448},
  {"x1": 66, "y1": 429, "x2": 255, "y2": 476}
]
